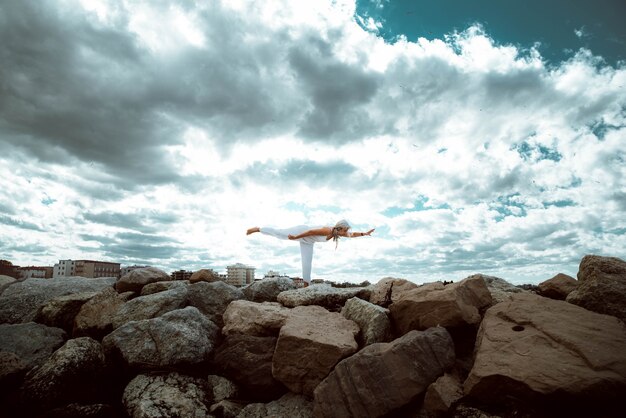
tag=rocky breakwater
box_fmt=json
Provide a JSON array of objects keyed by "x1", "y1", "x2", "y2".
[{"x1": 0, "y1": 256, "x2": 625, "y2": 418}]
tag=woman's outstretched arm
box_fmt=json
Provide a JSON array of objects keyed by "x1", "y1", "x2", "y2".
[
  {"x1": 288, "y1": 228, "x2": 330, "y2": 240},
  {"x1": 348, "y1": 229, "x2": 375, "y2": 237}
]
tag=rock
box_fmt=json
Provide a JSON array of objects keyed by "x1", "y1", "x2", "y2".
[
  {"x1": 341, "y1": 297, "x2": 391, "y2": 345},
  {"x1": 189, "y1": 269, "x2": 220, "y2": 284},
  {"x1": 538, "y1": 273, "x2": 577, "y2": 300},
  {"x1": 222, "y1": 300, "x2": 291, "y2": 337},
  {"x1": 369, "y1": 277, "x2": 418, "y2": 307},
  {"x1": 140, "y1": 280, "x2": 188, "y2": 296},
  {"x1": 566, "y1": 255, "x2": 626, "y2": 322},
  {"x1": 464, "y1": 293, "x2": 626, "y2": 409},
  {"x1": 115, "y1": 267, "x2": 170, "y2": 294},
  {"x1": 207, "y1": 375, "x2": 238, "y2": 402},
  {"x1": 478, "y1": 274, "x2": 526, "y2": 305},
  {"x1": 0, "y1": 275, "x2": 17, "y2": 292},
  {"x1": 34, "y1": 292, "x2": 99, "y2": 333},
  {"x1": 19, "y1": 337, "x2": 106, "y2": 411},
  {"x1": 277, "y1": 284, "x2": 371, "y2": 311},
  {"x1": 187, "y1": 281, "x2": 244, "y2": 327},
  {"x1": 237, "y1": 393, "x2": 313, "y2": 418},
  {"x1": 73, "y1": 287, "x2": 132, "y2": 340},
  {"x1": 103, "y1": 306, "x2": 219, "y2": 371},
  {"x1": 122, "y1": 372, "x2": 211, "y2": 418},
  {"x1": 313, "y1": 327, "x2": 455, "y2": 418},
  {"x1": 243, "y1": 277, "x2": 297, "y2": 302},
  {"x1": 36, "y1": 403, "x2": 118, "y2": 418},
  {"x1": 209, "y1": 400, "x2": 245, "y2": 418},
  {"x1": 213, "y1": 333, "x2": 285, "y2": 401},
  {"x1": 0, "y1": 322, "x2": 66, "y2": 370},
  {"x1": 0, "y1": 277, "x2": 115, "y2": 324},
  {"x1": 451, "y1": 405, "x2": 502, "y2": 418},
  {"x1": 423, "y1": 373, "x2": 464, "y2": 417},
  {"x1": 111, "y1": 287, "x2": 188, "y2": 329},
  {"x1": 0, "y1": 351, "x2": 28, "y2": 390},
  {"x1": 389, "y1": 275, "x2": 492, "y2": 335},
  {"x1": 272, "y1": 305, "x2": 359, "y2": 396}
]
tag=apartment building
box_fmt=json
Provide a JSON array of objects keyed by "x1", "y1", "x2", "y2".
[
  {"x1": 53, "y1": 259, "x2": 120, "y2": 278},
  {"x1": 226, "y1": 263, "x2": 255, "y2": 287}
]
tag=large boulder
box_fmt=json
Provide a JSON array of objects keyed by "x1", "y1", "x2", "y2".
[
  {"x1": 122, "y1": 372, "x2": 211, "y2": 418},
  {"x1": 207, "y1": 375, "x2": 238, "y2": 402},
  {"x1": 213, "y1": 333, "x2": 286, "y2": 401},
  {"x1": 73, "y1": 287, "x2": 133, "y2": 340},
  {"x1": 243, "y1": 277, "x2": 297, "y2": 302},
  {"x1": 0, "y1": 275, "x2": 17, "y2": 292},
  {"x1": 0, "y1": 277, "x2": 115, "y2": 324},
  {"x1": 478, "y1": 274, "x2": 526, "y2": 305},
  {"x1": 188, "y1": 269, "x2": 220, "y2": 284},
  {"x1": 238, "y1": 392, "x2": 313, "y2": 418},
  {"x1": 313, "y1": 327, "x2": 455, "y2": 418},
  {"x1": 18, "y1": 337, "x2": 106, "y2": 412},
  {"x1": 111, "y1": 287, "x2": 188, "y2": 329},
  {"x1": 140, "y1": 280, "x2": 188, "y2": 296},
  {"x1": 464, "y1": 293, "x2": 626, "y2": 410},
  {"x1": 422, "y1": 373, "x2": 464, "y2": 417},
  {"x1": 222, "y1": 300, "x2": 291, "y2": 337},
  {"x1": 341, "y1": 297, "x2": 391, "y2": 345},
  {"x1": 103, "y1": 307, "x2": 219, "y2": 371},
  {"x1": 566, "y1": 255, "x2": 626, "y2": 322},
  {"x1": 369, "y1": 277, "x2": 418, "y2": 307},
  {"x1": 389, "y1": 276, "x2": 492, "y2": 335},
  {"x1": 0, "y1": 351, "x2": 28, "y2": 390},
  {"x1": 272, "y1": 305, "x2": 359, "y2": 396},
  {"x1": 33, "y1": 292, "x2": 99, "y2": 333},
  {"x1": 277, "y1": 284, "x2": 370, "y2": 311},
  {"x1": 0, "y1": 322, "x2": 66, "y2": 370},
  {"x1": 538, "y1": 273, "x2": 577, "y2": 300},
  {"x1": 186, "y1": 281, "x2": 244, "y2": 327},
  {"x1": 115, "y1": 267, "x2": 170, "y2": 294}
]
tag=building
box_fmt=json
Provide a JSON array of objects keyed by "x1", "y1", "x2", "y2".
[
  {"x1": 53, "y1": 259, "x2": 120, "y2": 278},
  {"x1": 17, "y1": 266, "x2": 53, "y2": 279},
  {"x1": 171, "y1": 270, "x2": 193, "y2": 281},
  {"x1": 226, "y1": 263, "x2": 255, "y2": 287},
  {"x1": 120, "y1": 265, "x2": 149, "y2": 277},
  {"x1": 291, "y1": 277, "x2": 306, "y2": 288}
]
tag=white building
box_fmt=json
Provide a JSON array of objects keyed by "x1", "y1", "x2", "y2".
[
  {"x1": 226, "y1": 263, "x2": 255, "y2": 287},
  {"x1": 53, "y1": 260, "x2": 75, "y2": 278},
  {"x1": 53, "y1": 259, "x2": 120, "y2": 278}
]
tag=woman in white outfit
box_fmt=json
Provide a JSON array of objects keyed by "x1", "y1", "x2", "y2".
[{"x1": 246, "y1": 220, "x2": 375, "y2": 284}]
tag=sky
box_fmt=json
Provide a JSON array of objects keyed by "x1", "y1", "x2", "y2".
[{"x1": 0, "y1": 0, "x2": 624, "y2": 285}]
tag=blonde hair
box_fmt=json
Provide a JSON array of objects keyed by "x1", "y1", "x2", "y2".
[{"x1": 327, "y1": 219, "x2": 351, "y2": 249}]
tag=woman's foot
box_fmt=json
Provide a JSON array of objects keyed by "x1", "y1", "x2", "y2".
[{"x1": 246, "y1": 227, "x2": 260, "y2": 235}]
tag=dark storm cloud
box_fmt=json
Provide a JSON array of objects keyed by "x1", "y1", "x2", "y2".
[
  {"x1": 80, "y1": 230, "x2": 182, "y2": 262},
  {"x1": 82, "y1": 210, "x2": 178, "y2": 234}
]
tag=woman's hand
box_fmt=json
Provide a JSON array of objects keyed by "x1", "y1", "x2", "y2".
[
  {"x1": 288, "y1": 234, "x2": 297, "y2": 240},
  {"x1": 365, "y1": 229, "x2": 375, "y2": 236}
]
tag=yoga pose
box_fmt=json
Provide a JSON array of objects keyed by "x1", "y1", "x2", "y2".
[{"x1": 246, "y1": 220, "x2": 375, "y2": 283}]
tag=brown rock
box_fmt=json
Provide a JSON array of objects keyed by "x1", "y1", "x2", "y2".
[
  {"x1": 238, "y1": 392, "x2": 313, "y2": 418},
  {"x1": 538, "y1": 273, "x2": 577, "y2": 300},
  {"x1": 0, "y1": 322, "x2": 66, "y2": 371},
  {"x1": 34, "y1": 292, "x2": 99, "y2": 333},
  {"x1": 0, "y1": 351, "x2": 27, "y2": 390},
  {"x1": 189, "y1": 268, "x2": 220, "y2": 284},
  {"x1": 313, "y1": 327, "x2": 455, "y2": 418},
  {"x1": 566, "y1": 254, "x2": 626, "y2": 322},
  {"x1": 464, "y1": 293, "x2": 626, "y2": 408},
  {"x1": 341, "y1": 296, "x2": 391, "y2": 345},
  {"x1": 243, "y1": 277, "x2": 297, "y2": 302},
  {"x1": 213, "y1": 333, "x2": 286, "y2": 401},
  {"x1": 272, "y1": 305, "x2": 359, "y2": 396},
  {"x1": 115, "y1": 267, "x2": 171, "y2": 293},
  {"x1": 73, "y1": 287, "x2": 131, "y2": 340},
  {"x1": 277, "y1": 284, "x2": 370, "y2": 311},
  {"x1": 423, "y1": 373, "x2": 464, "y2": 417},
  {"x1": 209, "y1": 400, "x2": 245, "y2": 418},
  {"x1": 187, "y1": 281, "x2": 244, "y2": 327},
  {"x1": 390, "y1": 276, "x2": 492, "y2": 335},
  {"x1": 222, "y1": 300, "x2": 291, "y2": 337},
  {"x1": 111, "y1": 286, "x2": 188, "y2": 329},
  {"x1": 369, "y1": 277, "x2": 418, "y2": 307},
  {"x1": 140, "y1": 280, "x2": 188, "y2": 296}
]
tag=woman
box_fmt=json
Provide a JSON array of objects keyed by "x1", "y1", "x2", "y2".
[{"x1": 246, "y1": 220, "x2": 375, "y2": 283}]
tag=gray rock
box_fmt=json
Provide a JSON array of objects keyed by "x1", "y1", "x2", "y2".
[
  {"x1": 112, "y1": 287, "x2": 188, "y2": 329},
  {"x1": 0, "y1": 275, "x2": 17, "y2": 294},
  {"x1": 277, "y1": 284, "x2": 371, "y2": 311},
  {"x1": 237, "y1": 393, "x2": 313, "y2": 418},
  {"x1": 103, "y1": 307, "x2": 219, "y2": 371},
  {"x1": 34, "y1": 292, "x2": 99, "y2": 333},
  {"x1": 73, "y1": 287, "x2": 131, "y2": 340},
  {"x1": 210, "y1": 400, "x2": 245, "y2": 418},
  {"x1": 37, "y1": 403, "x2": 118, "y2": 418},
  {"x1": 313, "y1": 327, "x2": 455, "y2": 418},
  {"x1": 207, "y1": 375, "x2": 239, "y2": 402},
  {"x1": 213, "y1": 333, "x2": 285, "y2": 401},
  {"x1": 115, "y1": 267, "x2": 171, "y2": 294},
  {"x1": 566, "y1": 255, "x2": 626, "y2": 322},
  {"x1": 19, "y1": 337, "x2": 106, "y2": 411},
  {"x1": 242, "y1": 277, "x2": 297, "y2": 303},
  {"x1": 123, "y1": 372, "x2": 211, "y2": 418},
  {"x1": 0, "y1": 351, "x2": 28, "y2": 390},
  {"x1": 341, "y1": 297, "x2": 391, "y2": 345},
  {"x1": 478, "y1": 274, "x2": 526, "y2": 305},
  {"x1": 0, "y1": 322, "x2": 66, "y2": 370},
  {"x1": 0, "y1": 277, "x2": 115, "y2": 324},
  {"x1": 140, "y1": 280, "x2": 188, "y2": 296},
  {"x1": 187, "y1": 281, "x2": 244, "y2": 327}
]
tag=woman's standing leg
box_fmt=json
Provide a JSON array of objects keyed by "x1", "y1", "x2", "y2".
[{"x1": 299, "y1": 242, "x2": 314, "y2": 283}]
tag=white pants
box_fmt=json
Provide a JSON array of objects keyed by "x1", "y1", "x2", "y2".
[{"x1": 260, "y1": 226, "x2": 315, "y2": 283}]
